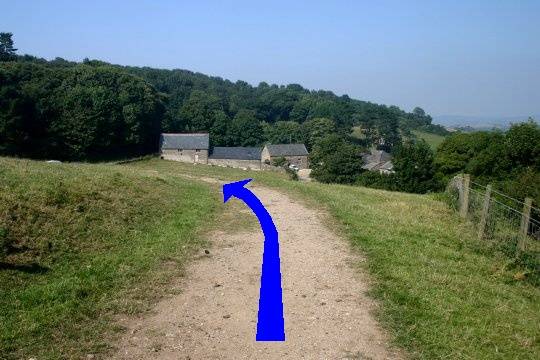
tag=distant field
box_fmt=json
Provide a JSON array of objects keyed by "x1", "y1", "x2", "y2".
[{"x1": 412, "y1": 130, "x2": 446, "y2": 150}]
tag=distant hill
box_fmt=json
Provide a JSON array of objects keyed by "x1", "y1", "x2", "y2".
[{"x1": 433, "y1": 114, "x2": 539, "y2": 130}]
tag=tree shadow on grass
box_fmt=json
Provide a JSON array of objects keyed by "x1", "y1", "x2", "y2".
[{"x1": 0, "y1": 262, "x2": 49, "y2": 274}]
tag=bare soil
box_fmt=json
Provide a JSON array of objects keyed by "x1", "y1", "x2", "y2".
[{"x1": 113, "y1": 184, "x2": 402, "y2": 359}]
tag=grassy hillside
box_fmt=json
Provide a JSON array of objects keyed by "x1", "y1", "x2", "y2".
[
  {"x1": 1, "y1": 157, "x2": 538, "y2": 359},
  {"x1": 129, "y1": 159, "x2": 539, "y2": 360},
  {"x1": 412, "y1": 130, "x2": 446, "y2": 150},
  {"x1": 0, "y1": 158, "x2": 220, "y2": 359}
]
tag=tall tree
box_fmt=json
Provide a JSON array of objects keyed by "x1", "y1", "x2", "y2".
[
  {"x1": 300, "y1": 117, "x2": 336, "y2": 150},
  {"x1": 263, "y1": 121, "x2": 302, "y2": 144},
  {"x1": 209, "y1": 110, "x2": 231, "y2": 146},
  {"x1": 229, "y1": 109, "x2": 263, "y2": 146},
  {"x1": 0, "y1": 32, "x2": 17, "y2": 61},
  {"x1": 393, "y1": 140, "x2": 437, "y2": 193},
  {"x1": 412, "y1": 107, "x2": 426, "y2": 117},
  {"x1": 178, "y1": 90, "x2": 222, "y2": 132},
  {"x1": 310, "y1": 134, "x2": 363, "y2": 184}
]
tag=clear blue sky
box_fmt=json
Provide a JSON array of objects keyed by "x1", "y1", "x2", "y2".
[{"x1": 4, "y1": 0, "x2": 540, "y2": 117}]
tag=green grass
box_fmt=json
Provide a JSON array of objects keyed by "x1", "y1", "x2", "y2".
[
  {"x1": 130, "y1": 159, "x2": 540, "y2": 359},
  {"x1": 2, "y1": 157, "x2": 538, "y2": 359},
  {"x1": 0, "y1": 157, "x2": 221, "y2": 359},
  {"x1": 412, "y1": 130, "x2": 446, "y2": 150}
]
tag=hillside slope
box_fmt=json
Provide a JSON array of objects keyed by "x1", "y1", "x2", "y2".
[
  {"x1": 412, "y1": 130, "x2": 446, "y2": 150},
  {"x1": 129, "y1": 159, "x2": 540, "y2": 359},
  {"x1": 0, "y1": 157, "x2": 218, "y2": 359},
  {"x1": 1, "y1": 157, "x2": 538, "y2": 359}
]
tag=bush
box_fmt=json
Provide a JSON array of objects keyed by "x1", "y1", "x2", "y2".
[
  {"x1": 356, "y1": 171, "x2": 397, "y2": 191},
  {"x1": 272, "y1": 156, "x2": 287, "y2": 167},
  {"x1": 285, "y1": 167, "x2": 299, "y2": 181}
]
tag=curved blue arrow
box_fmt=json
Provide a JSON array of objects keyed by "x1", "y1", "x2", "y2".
[{"x1": 223, "y1": 178, "x2": 285, "y2": 341}]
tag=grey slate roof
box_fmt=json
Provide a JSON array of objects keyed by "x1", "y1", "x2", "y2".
[
  {"x1": 362, "y1": 149, "x2": 393, "y2": 171},
  {"x1": 362, "y1": 149, "x2": 391, "y2": 164},
  {"x1": 160, "y1": 133, "x2": 209, "y2": 150},
  {"x1": 210, "y1": 147, "x2": 262, "y2": 160},
  {"x1": 265, "y1": 144, "x2": 308, "y2": 157}
]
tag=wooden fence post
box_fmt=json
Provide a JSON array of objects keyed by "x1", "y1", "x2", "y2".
[
  {"x1": 478, "y1": 184, "x2": 492, "y2": 240},
  {"x1": 519, "y1": 197, "x2": 533, "y2": 250},
  {"x1": 460, "y1": 174, "x2": 470, "y2": 218}
]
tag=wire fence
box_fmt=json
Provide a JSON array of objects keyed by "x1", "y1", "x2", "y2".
[{"x1": 447, "y1": 175, "x2": 539, "y2": 281}]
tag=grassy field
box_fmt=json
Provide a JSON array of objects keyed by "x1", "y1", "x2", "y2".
[
  {"x1": 0, "y1": 158, "x2": 224, "y2": 359},
  {"x1": 412, "y1": 130, "x2": 446, "y2": 150},
  {"x1": 129, "y1": 159, "x2": 540, "y2": 359},
  {"x1": 1, "y1": 157, "x2": 538, "y2": 359}
]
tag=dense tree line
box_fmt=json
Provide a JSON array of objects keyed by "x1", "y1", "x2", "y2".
[
  {"x1": 0, "y1": 33, "x2": 537, "y2": 205},
  {"x1": 435, "y1": 120, "x2": 540, "y2": 204},
  {"x1": 350, "y1": 120, "x2": 540, "y2": 198},
  {"x1": 0, "y1": 61, "x2": 164, "y2": 160},
  {"x1": 1, "y1": 33, "x2": 447, "y2": 161}
]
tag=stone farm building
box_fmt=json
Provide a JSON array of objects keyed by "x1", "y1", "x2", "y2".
[
  {"x1": 261, "y1": 144, "x2": 309, "y2": 169},
  {"x1": 361, "y1": 149, "x2": 394, "y2": 174},
  {"x1": 159, "y1": 133, "x2": 309, "y2": 170},
  {"x1": 208, "y1": 147, "x2": 262, "y2": 170},
  {"x1": 160, "y1": 133, "x2": 209, "y2": 163}
]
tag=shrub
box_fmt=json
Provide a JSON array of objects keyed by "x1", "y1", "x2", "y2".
[
  {"x1": 271, "y1": 156, "x2": 287, "y2": 167},
  {"x1": 356, "y1": 171, "x2": 397, "y2": 191},
  {"x1": 285, "y1": 167, "x2": 299, "y2": 181}
]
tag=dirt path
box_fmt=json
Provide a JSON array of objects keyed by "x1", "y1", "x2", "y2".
[{"x1": 113, "y1": 184, "x2": 401, "y2": 359}]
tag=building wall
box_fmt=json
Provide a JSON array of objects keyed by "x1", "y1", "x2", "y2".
[
  {"x1": 261, "y1": 147, "x2": 271, "y2": 164},
  {"x1": 282, "y1": 155, "x2": 309, "y2": 169},
  {"x1": 208, "y1": 158, "x2": 261, "y2": 170},
  {"x1": 264, "y1": 155, "x2": 309, "y2": 169},
  {"x1": 261, "y1": 147, "x2": 309, "y2": 169},
  {"x1": 161, "y1": 149, "x2": 208, "y2": 164}
]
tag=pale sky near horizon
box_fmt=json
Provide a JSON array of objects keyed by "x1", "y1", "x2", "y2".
[{"x1": 3, "y1": 0, "x2": 540, "y2": 117}]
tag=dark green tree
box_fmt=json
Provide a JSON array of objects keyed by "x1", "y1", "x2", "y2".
[
  {"x1": 393, "y1": 140, "x2": 437, "y2": 193},
  {"x1": 301, "y1": 117, "x2": 336, "y2": 150},
  {"x1": 0, "y1": 62, "x2": 164, "y2": 160},
  {"x1": 263, "y1": 121, "x2": 302, "y2": 144},
  {"x1": 178, "y1": 90, "x2": 222, "y2": 132},
  {"x1": 0, "y1": 32, "x2": 17, "y2": 61},
  {"x1": 310, "y1": 134, "x2": 363, "y2": 184},
  {"x1": 504, "y1": 119, "x2": 540, "y2": 170},
  {"x1": 412, "y1": 107, "x2": 426, "y2": 117},
  {"x1": 209, "y1": 110, "x2": 231, "y2": 146},
  {"x1": 229, "y1": 109, "x2": 263, "y2": 146}
]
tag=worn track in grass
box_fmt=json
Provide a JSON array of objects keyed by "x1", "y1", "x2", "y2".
[{"x1": 113, "y1": 182, "x2": 401, "y2": 359}]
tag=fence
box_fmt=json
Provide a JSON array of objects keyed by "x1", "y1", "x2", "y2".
[{"x1": 447, "y1": 175, "x2": 539, "y2": 272}]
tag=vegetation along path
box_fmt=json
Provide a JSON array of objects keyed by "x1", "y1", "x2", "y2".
[{"x1": 113, "y1": 181, "x2": 401, "y2": 359}]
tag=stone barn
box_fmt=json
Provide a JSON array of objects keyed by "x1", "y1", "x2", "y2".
[
  {"x1": 159, "y1": 133, "x2": 209, "y2": 164},
  {"x1": 208, "y1": 147, "x2": 262, "y2": 170},
  {"x1": 261, "y1": 144, "x2": 309, "y2": 169},
  {"x1": 361, "y1": 149, "x2": 394, "y2": 174}
]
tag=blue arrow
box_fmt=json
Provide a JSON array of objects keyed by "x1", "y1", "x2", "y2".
[{"x1": 223, "y1": 178, "x2": 285, "y2": 341}]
